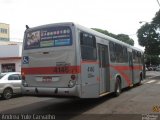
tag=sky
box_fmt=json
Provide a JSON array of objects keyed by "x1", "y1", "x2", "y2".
[{"x1": 0, "y1": 0, "x2": 159, "y2": 50}]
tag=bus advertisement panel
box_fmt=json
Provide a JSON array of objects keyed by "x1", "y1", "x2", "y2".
[{"x1": 25, "y1": 26, "x2": 72, "y2": 49}]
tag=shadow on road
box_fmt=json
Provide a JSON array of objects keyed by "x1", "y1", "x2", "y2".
[
  {"x1": 0, "y1": 82, "x2": 148, "y2": 120},
  {"x1": 0, "y1": 94, "x2": 23, "y2": 101},
  {"x1": 0, "y1": 93, "x2": 117, "y2": 119}
]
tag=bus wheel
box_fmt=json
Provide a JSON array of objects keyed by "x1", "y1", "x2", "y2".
[
  {"x1": 138, "y1": 73, "x2": 143, "y2": 85},
  {"x1": 114, "y1": 77, "x2": 121, "y2": 97}
]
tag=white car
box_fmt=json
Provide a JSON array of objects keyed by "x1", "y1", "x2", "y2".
[
  {"x1": 0, "y1": 72, "x2": 22, "y2": 99},
  {"x1": 156, "y1": 66, "x2": 160, "y2": 71}
]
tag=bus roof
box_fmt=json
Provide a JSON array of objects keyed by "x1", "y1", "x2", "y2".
[
  {"x1": 74, "y1": 23, "x2": 143, "y2": 53},
  {"x1": 25, "y1": 22, "x2": 143, "y2": 53}
]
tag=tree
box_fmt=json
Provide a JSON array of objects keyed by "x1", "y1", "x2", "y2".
[
  {"x1": 145, "y1": 54, "x2": 160, "y2": 66},
  {"x1": 116, "y1": 34, "x2": 134, "y2": 46},
  {"x1": 137, "y1": 10, "x2": 160, "y2": 65},
  {"x1": 92, "y1": 28, "x2": 117, "y2": 38},
  {"x1": 137, "y1": 23, "x2": 159, "y2": 55},
  {"x1": 92, "y1": 28, "x2": 134, "y2": 46}
]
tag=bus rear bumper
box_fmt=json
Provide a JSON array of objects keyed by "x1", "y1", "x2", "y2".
[{"x1": 22, "y1": 86, "x2": 80, "y2": 97}]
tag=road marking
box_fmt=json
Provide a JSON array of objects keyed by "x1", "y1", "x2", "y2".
[
  {"x1": 145, "y1": 80, "x2": 156, "y2": 84},
  {"x1": 156, "y1": 81, "x2": 160, "y2": 84},
  {"x1": 147, "y1": 75, "x2": 160, "y2": 80}
]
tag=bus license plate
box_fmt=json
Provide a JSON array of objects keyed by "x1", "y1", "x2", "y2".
[
  {"x1": 42, "y1": 76, "x2": 52, "y2": 82},
  {"x1": 36, "y1": 76, "x2": 59, "y2": 82}
]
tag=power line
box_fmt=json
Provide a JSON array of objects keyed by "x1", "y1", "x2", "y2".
[{"x1": 157, "y1": 0, "x2": 160, "y2": 8}]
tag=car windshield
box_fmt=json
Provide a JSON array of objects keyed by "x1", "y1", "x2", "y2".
[{"x1": 0, "y1": 73, "x2": 6, "y2": 79}]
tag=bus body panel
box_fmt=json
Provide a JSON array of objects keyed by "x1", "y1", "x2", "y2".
[
  {"x1": 22, "y1": 85, "x2": 81, "y2": 97},
  {"x1": 22, "y1": 23, "x2": 82, "y2": 97},
  {"x1": 132, "y1": 64, "x2": 143, "y2": 84},
  {"x1": 22, "y1": 49, "x2": 75, "y2": 88},
  {"x1": 80, "y1": 62, "x2": 99, "y2": 98},
  {"x1": 109, "y1": 63, "x2": 131, "y2": 90}
]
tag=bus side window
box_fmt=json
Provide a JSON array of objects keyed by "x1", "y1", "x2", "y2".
[
  {"x1": 132, "y1": 51, "x2": 136, "y2": 63},
  {"x1": 109, "y1": 42, "x2": 128, "y2": 63},
  {"x1": 133, "y1": 50, "x2": 139, "y2": 64},
  {"x1": 109, "y1": 42, "x2": 116, "y2": 62},
  {"x1": 137, "y1": 52, "x2": 142, "y2": 64},
  {"x1": 115, "y1": 44, "x2": 123, "y2": 63},
  {"x1": 123, "y1": 47, "x2": 128, "y2": 63},
  {"x1": 80, "y1": 32, "x2": 97, "y2": 60}
]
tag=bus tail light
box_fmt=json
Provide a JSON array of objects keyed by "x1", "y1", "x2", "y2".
[
  {"x1": 21, "y1": 72, "x2": 28, "y2": 87},
  {"x1": 21, "y1": 71, "x2": 26, "y2": 80},
  {"x1": 71, "y1": 75, "x2": 76, "y2": 80},
  {"x1": 22, "y1": 74, "x2": 25, "y2": 80}
]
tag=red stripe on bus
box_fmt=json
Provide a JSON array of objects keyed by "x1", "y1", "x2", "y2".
[
  {"x1": 133, "y1": 66, "x2": 143, "y2": 70},
  {"x1": 22, "y1": 66, "x2": 81, "y2": 75},
  {"x1": 109, "y1": 65, "x2": 143, "y2": 86},
  {"x1": 110, "y1": 65, "x2": 143, "y2": 71},
  {"x1": 109, "y1": 65, "x2": 131, "y2": 85},
  {"x1": 118, "y1": 71, "x2": 132, "y2": 85},
  {"x1": 81, "y1": 61, "x2": 99, "y2": 64},
  {"x1": 22, "y1": 64, "x2": 142, "y2": 86}
]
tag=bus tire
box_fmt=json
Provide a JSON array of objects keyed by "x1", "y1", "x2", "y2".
[
  {"x1": 138, "y1": 73, "x2": 143, "y2": 85},
  {"x1": 114, "y1": 77, "x2": 121, "y2": 97}
]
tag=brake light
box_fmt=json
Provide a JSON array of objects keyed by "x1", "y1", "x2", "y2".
[
  {"x1": 22, "y1": 75, "x2": 25, "y2": 80},
  {"x1": 21, "y1": 72, "x2": 25, "y2": 80}
]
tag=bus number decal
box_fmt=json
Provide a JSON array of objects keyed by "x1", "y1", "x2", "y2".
[
  {"x1": 53, "y1": 66, "x2": 80, "y2": 74},
  {"x1": 87, "y1": 66, "x2": 95, "y2": 78},
  {"x1": 87, "y1": 66, "x2": 94, "y2": 72},
  {"x1": 53, "y1": 66, "x2": 69, "y2": 73}
]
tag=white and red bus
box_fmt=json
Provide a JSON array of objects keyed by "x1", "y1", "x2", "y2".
[{"x1": 21, "y1": 22, "x2": 144, "y2": 98}]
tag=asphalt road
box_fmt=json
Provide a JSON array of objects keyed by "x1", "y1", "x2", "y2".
[{"x1": 0, "y1": 71, "x2": 160, "y2": 120}]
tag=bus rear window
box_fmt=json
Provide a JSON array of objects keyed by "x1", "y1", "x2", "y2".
[{"x1": 24, "y1": 26, "x2": 72, "y2": 49}]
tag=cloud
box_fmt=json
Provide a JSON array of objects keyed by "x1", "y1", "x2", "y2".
[{"x1": 0, "y1": 0, "x2": 14, "y2": 4}]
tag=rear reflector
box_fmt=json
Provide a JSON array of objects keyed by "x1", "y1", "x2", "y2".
[{"x1": 71, "y1": 75, "x2": 76, "y2": 80}]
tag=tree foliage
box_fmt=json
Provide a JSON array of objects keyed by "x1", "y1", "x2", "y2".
[
  {"x1": 137, "y1": 10, "x2": 160, "y2": 65},
  {"x1": 145, "y1": 54, "x2": 160, "y2": 66},
  {"x1": 116, "y1": 34, "x2": 134, "y2": 46},
  {"x1": 92, "y1": 28, "x2": 134, "y2": 46}
]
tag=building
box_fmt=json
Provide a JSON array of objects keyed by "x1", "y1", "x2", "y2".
[
  {"x1": 0, "y1": 23, "x2": 9, "y2": 41},
  {"x1": 0, "y1": 42, "x2": 22, "y2": 73},
  {"x1": 0, "y1": 22, "x2": 22, "y2": 73}
]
